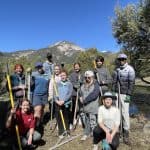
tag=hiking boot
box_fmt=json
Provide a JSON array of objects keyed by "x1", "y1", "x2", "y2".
[
  {"x1": 123, "y1": 130, "x2": 131, "y2": 145},
  {"x1": 80, "y1": 135, "x2": 88, "y2": 141},
  {"x1": 27, "y1": 144, "x2": 37, "y2": 149},
  {"x1": 69, "y1": 124, "x2": 73, "y2": 130},
  {"x1": 92, "y1": 144, "x2": 99, "y2": 150}
]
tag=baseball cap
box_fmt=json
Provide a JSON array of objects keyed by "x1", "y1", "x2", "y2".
[
  {"x1": 35, "y1": 62, "x2": 43, "y2": 68},
  {"x1": 117, "y1": 53, "x2": 127, "y2": 59}
]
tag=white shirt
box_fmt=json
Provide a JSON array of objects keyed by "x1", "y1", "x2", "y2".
[{"x1": 98, "y1": 105, "x2": 120, "y2": 130}]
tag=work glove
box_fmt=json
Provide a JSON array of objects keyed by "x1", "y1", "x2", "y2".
[
  {"x1": 48, "y1": 96, "x2": 52, "y2": 102},
  {"x1": 125, "y1": 95, "x2": 131, "y2": 103},
  {"x1": 55, "y1": 96, "x2": 59, "y2": 101},
  {"x1": 74, "y1": 82, "x2": 80, "y2": 89},
  {"x1": 26, "y1": 67, "x2": 32, "y2": 73}
]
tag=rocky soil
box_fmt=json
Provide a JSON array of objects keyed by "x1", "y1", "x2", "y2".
[{"x1": 0, "y1": 84, "x2": 150, "y2": 150}]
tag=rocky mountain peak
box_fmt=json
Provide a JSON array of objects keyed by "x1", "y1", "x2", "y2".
[{"x1": 49, "y1": 40, "x2": 85, "y2": 52}]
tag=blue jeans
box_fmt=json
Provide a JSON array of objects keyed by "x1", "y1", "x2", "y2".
[{"x1": 21, "y1": 130, "x2": 41, "y2": 147}]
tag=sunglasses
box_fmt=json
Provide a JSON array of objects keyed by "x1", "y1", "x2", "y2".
[
  {"x1": 118, "y1": 58, "x2": 126, "y2": 61},
  {"x1": 85, "y1": 77, "x2": 91, "y2": 79}
]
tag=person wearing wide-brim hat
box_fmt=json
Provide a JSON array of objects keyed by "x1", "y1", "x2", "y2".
[{"x1": 92, "y1": 92, "x2": 120, "y2": 150}]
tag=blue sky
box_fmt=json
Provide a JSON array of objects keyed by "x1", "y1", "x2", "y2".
[{"x1": 0, "y1": 0, "x2": 138, "y2": 52}]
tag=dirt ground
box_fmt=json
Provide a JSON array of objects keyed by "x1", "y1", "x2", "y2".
[
  {"x1": 35, "y1": 85, "x2": 150, "y2": 150},
  {"x1": 35, "y1": 113, "x2": 150, "y2": 150},
  {"x1": 0, "y1": 85, "x2": 150, "y2": 150}
]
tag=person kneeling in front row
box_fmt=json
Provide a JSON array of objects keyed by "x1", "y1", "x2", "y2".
[
  {"x1": 92, "y1": 92, "x2": 120, "y2": 150},
  {"x1": 6, "y1": 99, "x2": 41, "y2": 149}
]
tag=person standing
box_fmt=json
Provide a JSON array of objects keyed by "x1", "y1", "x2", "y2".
[
  {"x1": 54, "y1": 70, "x2": 73, "y2": 137},
  {"x1": 92, "y1": 92, "x2": 120, "y2": 150},
  {"x1": 43, "y1": 52, "x2": 54, "y2": 80},
  {"x1": 7, "y1": 64, "x2": 26, "y2": 106},
  {"x1": 112, "y1": 53, "x2": 135, "y2": 145},
  {"x1": 48, "y1": 65, "x2": 61, "y2": 118},
  {"x1": 94, "y1": 56, "x2": 112, "y2": 95},
  {"x1": 79, "y1": 70, "x2": 100, "y2": 141},
  {"x1": 31, "y1": 62, "x2": 49, "y2": 128},
  {"x1": 69, "y1": 63, "x2": 84, "y2": 127}
]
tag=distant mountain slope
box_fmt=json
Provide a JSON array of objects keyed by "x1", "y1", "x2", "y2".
[{"x1": 0, "y1": 41, "x2": 85, "y2": 68}]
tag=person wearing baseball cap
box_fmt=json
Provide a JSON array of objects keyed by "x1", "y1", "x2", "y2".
[
  {"x1": 92, "y1": 92, "x2": 120, "y2": 150},
  {"x1": 31, "y1": 62, "x2": 49, "y2": 129},
  {"x1": 79, "y1": 70, "x2": 100, "y2": 141},
  {"x1": 35, "y1": 62, "x2": 43, "y2": 68},
  {"x1": 112, "y1": 53, "x2": 135, "y2": 145}
]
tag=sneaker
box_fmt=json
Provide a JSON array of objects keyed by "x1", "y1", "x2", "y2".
[
  {"x1": 80, "y1": 135, "x2": 88, "y2": 141},
  {"x1": 69, "y1": 124, "x2": 73, "y2": 130},
  {"x1": 59, "y1": 135, "x2": 64, "y2": 139},
  {"x1": 92, "y1": 144, "x2": 98, "y2": 150}
]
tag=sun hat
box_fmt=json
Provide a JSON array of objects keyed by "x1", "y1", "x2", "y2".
[{"x1": 101, "y1": 92, "x2": 117, "y2": 100}]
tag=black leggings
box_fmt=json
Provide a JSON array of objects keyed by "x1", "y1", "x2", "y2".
[
  {"x1": 55, "y1": 104, "x2": 70, "y2": 135},
  {"x1": 93, "y1": 125, "x2": 120, "y2": 150}
]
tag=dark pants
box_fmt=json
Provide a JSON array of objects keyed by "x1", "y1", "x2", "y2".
[
  {"x1": 93, "y1": 125, "x2": 120, "y2": 150},
  {"x1": 69, "y1": 96, "x2": 77, "y2": 125},
  {"x1": 55, "y1": 104, "x2": 69, "y2": 135},
  {"x1": 49, "y1": 101, "x2": 55, "y2": 119}
]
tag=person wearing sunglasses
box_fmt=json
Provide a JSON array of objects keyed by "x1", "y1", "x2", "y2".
[
  {"x1": 112, "y1": 53, "x2": 135, "y2": 145},
  {"x1": 79, "y1": 70, "x2": 100, "y2": 141}
]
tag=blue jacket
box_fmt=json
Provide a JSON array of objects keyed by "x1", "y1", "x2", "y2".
[{"x1": 55, "y1": 80, "x2": 73, "y2": 104}]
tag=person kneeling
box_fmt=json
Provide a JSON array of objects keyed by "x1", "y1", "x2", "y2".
[
  {"x1": 93, "y1": 92, "x2": 120, "y2": 150},
  {"x1": 6, "y1": 99, "x2": 41, "y2": 149}
]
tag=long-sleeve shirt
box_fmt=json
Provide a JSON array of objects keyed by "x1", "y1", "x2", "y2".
[
  {"x1": 80, "y1": 80, "x2": 100, "y2": 114},
  {"x1": 95, "y1": 66, "x2": 112, "y2": 92},
  {"x1": 55, "y1": 80, "x2": 73, "y2": 103},
  {"x1": 43, "y1": 61, "x2": 54, "y2": 80},
  {"x1": 48, "y1": 75, "x2": 61, "y2": 98},
  {"x1": 69, "y1": 71, "x2": 84, "y2": 96}
]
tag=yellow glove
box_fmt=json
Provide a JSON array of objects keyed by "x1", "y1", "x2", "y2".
[
  {"x1": 26, "y1": 67, "x2": 32, "y2": 73},
  {"x1": 48, "y1": 96, "x2": 52, "y2": 101}
]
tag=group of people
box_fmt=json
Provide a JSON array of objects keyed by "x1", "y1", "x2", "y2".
[{"x1": 5, "y1": 52, "x2": 135, "y2": 150}]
